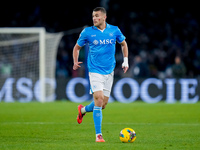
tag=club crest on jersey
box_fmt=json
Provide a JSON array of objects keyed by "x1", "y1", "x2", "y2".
[{"x1": 109, "y1": 33, "x2": 113, "y2": 37}]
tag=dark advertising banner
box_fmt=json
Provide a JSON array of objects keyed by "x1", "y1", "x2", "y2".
[
  {"x1": 58, "y1": 77, "x2": 200, "y2": 103},
  {"x1": 0, "y1": 77, "x2": 200, "y2": 103}
]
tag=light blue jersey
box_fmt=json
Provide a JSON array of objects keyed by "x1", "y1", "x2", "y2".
[{"x1": 77, "y1": 23, "x2": 125, "y2": 75}]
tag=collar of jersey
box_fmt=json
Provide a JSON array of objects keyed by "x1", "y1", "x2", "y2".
[{"x1": 92, "y1": 23, "x2": 110, "y2": 30}]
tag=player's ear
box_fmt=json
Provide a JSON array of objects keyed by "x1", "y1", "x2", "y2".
[{"x1": 104, "y1": 15, "x2": 107, "y2": 21}]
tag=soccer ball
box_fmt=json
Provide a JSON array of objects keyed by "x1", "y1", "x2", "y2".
[{"x1": 119, "y1": 128, "x2": 136, "y2": 143}]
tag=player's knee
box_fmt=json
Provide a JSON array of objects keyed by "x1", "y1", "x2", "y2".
[
  {"x1": 94, "y1": 94, "x2": 104, "y2": 107},
  {"x1": 97, "y1": 98, "x2": 104, "y2": 107},
  {"x1": 98, "y1": 98, "x2": 103, "y2": 103}
]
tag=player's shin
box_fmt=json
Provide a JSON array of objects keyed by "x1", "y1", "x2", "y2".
[{"x1": 93, "y1": 106, "x2": 103, "y2": 136}]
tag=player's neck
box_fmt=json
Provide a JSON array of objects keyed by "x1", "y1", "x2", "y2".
[{"x1": 97, "y1": 22, "x2": 106, "y2": 31}]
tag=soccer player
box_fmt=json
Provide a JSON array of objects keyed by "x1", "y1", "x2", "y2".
[{"x1": 73, "y1": 7, "x2": 129, "y2": 142}]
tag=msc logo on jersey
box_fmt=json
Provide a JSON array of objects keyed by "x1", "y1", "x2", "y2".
[{"x1": 93, "y1": 39, "x2": 115, "y2": 45}]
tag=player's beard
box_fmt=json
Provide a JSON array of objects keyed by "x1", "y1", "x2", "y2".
[
  {"x1": 93, "y1": 21, "x2": 100, "y2": 27},
  {"x1": 94, "y1": 21, "x2": 103, "y2": 29}
]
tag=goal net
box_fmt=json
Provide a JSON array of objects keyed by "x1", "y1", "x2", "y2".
[{"x1": 0, "y1": 28, "x2": 63, "y2": 102}]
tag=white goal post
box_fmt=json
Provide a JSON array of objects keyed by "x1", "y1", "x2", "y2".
[{"x1": 0, "y1": 27, "x2": 63, "y2": 102}]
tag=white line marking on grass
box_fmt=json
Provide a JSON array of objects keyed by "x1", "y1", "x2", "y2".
[
  {"x1": 103, "y1": 122, "x2": 200, "y2": 126},
  {"x1": 0, "y1": 122, "x2": 64, "y2": 125},
  {"x1": 1, "y1": 122, "x2": 200, "y2": 126}
]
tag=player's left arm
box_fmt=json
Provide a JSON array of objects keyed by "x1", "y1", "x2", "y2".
[{"x1": 120, "y1": 40, "x2": 129, "y2": 73}]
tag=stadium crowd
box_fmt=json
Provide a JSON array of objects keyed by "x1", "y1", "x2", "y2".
[{"x1": 1, "y1": 1, "x2": 200, "y2": 79}]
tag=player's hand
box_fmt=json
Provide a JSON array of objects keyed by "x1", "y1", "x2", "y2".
[
  {"x1": 122, "y1": 65, "x2": 129, "y2": 73},
  {"x1": 73, "y1": 62, "x2": 83, "y2": 70},
  {"x1": 122, "y1": 57, "x2": 129, "y2": 73}
]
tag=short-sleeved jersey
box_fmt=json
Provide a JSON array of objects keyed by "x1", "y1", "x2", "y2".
[{"x1": 77, "y1": 23, "x2": 125, "y2": 75}]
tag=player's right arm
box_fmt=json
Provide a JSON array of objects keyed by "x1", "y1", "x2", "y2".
[
  {"x1": 73, "y1": 43, "x2": 83, "y2": 70},
  {"x1": 73, "y1": 28, "x2": 88, "y2": 70}
]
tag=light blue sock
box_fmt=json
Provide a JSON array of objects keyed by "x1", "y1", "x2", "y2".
[
  {"x1": 85, "y1": 101, "x2": 95, "y2": 112},
  {"x1": 93, "y1": 106, "x2": 102, "y2": 135}
]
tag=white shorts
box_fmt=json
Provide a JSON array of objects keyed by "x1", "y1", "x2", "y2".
[{"x1": 89, "y1": 71, "x2": 114, "y2": 97}]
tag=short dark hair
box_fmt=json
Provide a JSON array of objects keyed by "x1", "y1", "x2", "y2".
[{"x1": 93, "y1": 7, "x2": 106, "y2": 14}]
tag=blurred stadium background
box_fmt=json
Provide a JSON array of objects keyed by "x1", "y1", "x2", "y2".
[{"x1": 0, "y1": 1, "x2": 200, "y2": 103}]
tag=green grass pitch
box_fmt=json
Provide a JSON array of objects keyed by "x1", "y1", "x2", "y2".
[{"x1": 0, "y1": 101, "x2": 200, "y2": 150}]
